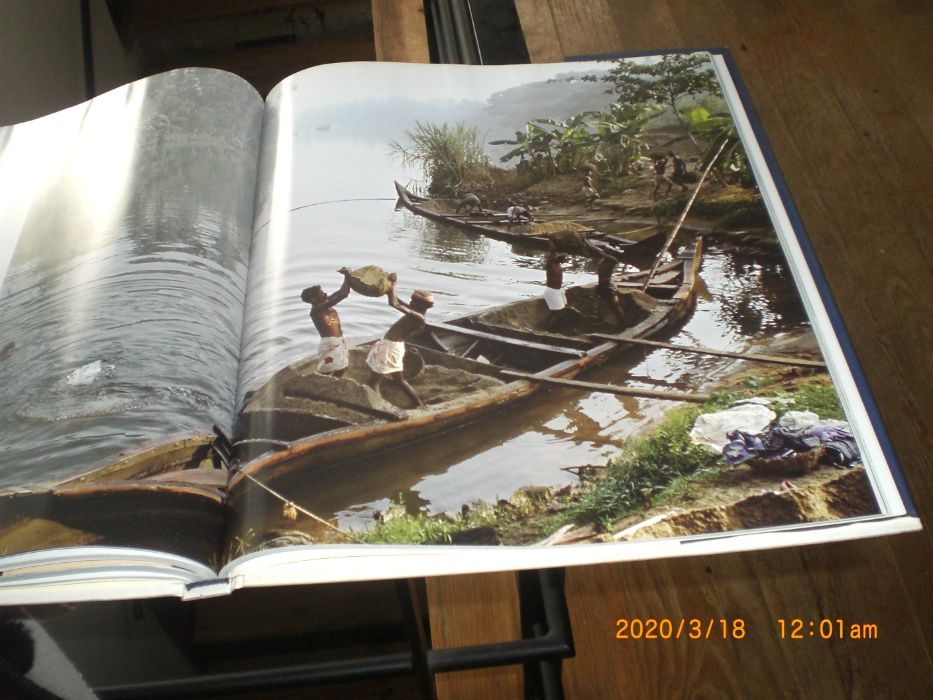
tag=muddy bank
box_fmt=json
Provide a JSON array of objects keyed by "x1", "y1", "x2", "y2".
[
  {"x1": 556, "y1": 466, "x2": 876, "y2": 545},
  {"x1": 347, "y1": 328, "x2": 875, "y2": 548}
]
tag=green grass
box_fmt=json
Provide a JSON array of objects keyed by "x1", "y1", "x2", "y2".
[
  {"x1": 564, "y1": 405, "x2": 721, "y2": 528},
  {"x1": 351, "y1": 376, "x2": 844, "y2": 544},
  {"x1": 599, "y1": 175, "x2": 643, "y2": 196},
  {"x1": 563, "y1": 376, "x2": 844, "y2": 528},
  {"x1": 356, "y1": 499, "x2": 501, "y2": 545},
  {"x1": 639, "y1": 193, "x2": 770, "y2": 228},
  {"x1": 389, "y1": 121, "x2": 492, "y2": 194}
]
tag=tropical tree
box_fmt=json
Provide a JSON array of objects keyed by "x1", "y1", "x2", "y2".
[
  {"x1": 389, "y1": 121, "x2": 491, "y2": 193},
  {"x1": 531, "y1": 115, "x2": 600, "y2": 173},
  {"x1": 493, "y1": 103, "x2": 663, "y2": 178},
  {"x1": 587, "y1": 102, "x2": 665, "y2": 175},
  {"x1": 603, "y1": 55, "x2": 723, "y2": 163},
  {"x1": 603, "y1": 54, "x2": 721, "y2": 121},
  {"x1": 683, "y1": 106, "x2": 754, "y2": 187},
  {"x1": 490, "y1": 121, "x2": 559, "y2": 175}
]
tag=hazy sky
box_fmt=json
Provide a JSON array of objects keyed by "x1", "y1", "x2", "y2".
[{"x1": 271, "y1": 60, "x2": 620, "y2": 109}]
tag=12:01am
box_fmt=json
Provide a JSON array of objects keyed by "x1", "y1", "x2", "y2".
[{"x1": 777, "y1": 618, "x2": 878, "y2": 640}]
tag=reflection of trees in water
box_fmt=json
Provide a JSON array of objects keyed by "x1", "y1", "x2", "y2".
[
  {"x1": 404, "y1": 216, "x2": 492, "y2": 264},
  {"x1": 0, "y1": 70, "x2": 264, "y2": 486},
  {"x1": 712, "y1": 247, "x2": 808, "y2": 336},
  {"x1": 4, "y1": 69, "x2": 260, "y2": 280},
  {"x1": 127, "y1": 70, "x2": 261, "y2": 267}
]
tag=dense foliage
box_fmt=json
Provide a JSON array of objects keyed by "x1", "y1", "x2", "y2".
[
  {"x1": 603, "y1": 54, "x2": 722, "y2": 117},
  {"x1": 492, "y1": 103, "x2": 664, "y2": 178},
  {"x1": 389, "y1": 121, "x2": 491, "y2": 193}
]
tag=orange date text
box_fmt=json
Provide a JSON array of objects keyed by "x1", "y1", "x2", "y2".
[{"x1": 614, "y1": 618, "x2": 746, "y2": 640}]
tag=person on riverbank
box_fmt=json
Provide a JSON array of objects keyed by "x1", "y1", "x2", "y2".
[
  {"x1": 584, "y1": 239, "x2": 627, "y2": 324},
  {"x1": 544, "y1": 240, "x2": 570, "y2": 330},
  {"x1": 301, "y1": 267, "x2": 353, "y2": 377},
  {"x1": 507, "y1": 204, "x2": 534, "y2": 229},
  {"x1": 366, "y1": 281, "x2": 434, "y2": 407},
  {"x1": 668, "y1": 150, "x2": 689, "y2": 193},
  {"x1": 581, "y1": 173, "x2": 600, "y2": 209},
  {"x1": 456, "y1": 192, "x2": 483, "y2": 214},
  {"x1": 652, "y1": 154, "x2": 674, "y2": 199}
]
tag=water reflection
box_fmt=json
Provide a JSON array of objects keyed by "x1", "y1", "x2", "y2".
[
  {"x1": 268, "y1": 234, "x2": 811, "y2": 532},
  {"x1": 0, "y1": 69, "x2": 262, "y2": 488}
]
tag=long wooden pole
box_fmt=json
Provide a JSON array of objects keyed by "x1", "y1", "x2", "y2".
[
  {"x1": 642, "y1": 140, "x2": 729, "y2": 291},
  {"x1": 589, "y1": 334, "x2": 827, "y2": 368},
  {"x1": 500, "y1": 370, "x2": 710, "y2": 403}
]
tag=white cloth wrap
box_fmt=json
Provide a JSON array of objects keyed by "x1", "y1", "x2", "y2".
[
  {"x1": 316, "y1": 336, "x2": 348, "y2": 373},
  {"x1": 544, "y1": 286, "x2": 567, "y2": 311},
  {"x1": 366, "y1": 338, "x2": 406, "y2": 375}
]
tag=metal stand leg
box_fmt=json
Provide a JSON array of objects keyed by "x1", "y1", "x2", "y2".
[
  {"x1": 398, "y1": 579, "x2": 438, "y2": 700},
  {"x1": 95, "y1": 569, "x2": 574, "y2": 698},
  {"x1": 518, "y1": 569, "x2": 571, "y2": 700}
]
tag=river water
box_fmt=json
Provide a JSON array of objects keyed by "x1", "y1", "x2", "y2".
[
  {"x1": 0, "y1": 119, "x2": 807, "y2": 520},
  {"x1": 237, "y1": 139, "x2": 809, "y2": 531}
]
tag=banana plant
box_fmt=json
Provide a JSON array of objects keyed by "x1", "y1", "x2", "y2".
[{"x1": 684, "y1": 106, "x2": 753, "y2": 186}]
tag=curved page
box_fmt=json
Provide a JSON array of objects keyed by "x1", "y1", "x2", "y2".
[
  {"x1": 0, "y1": 69, "x2": 263, "y2": 565},
  {"x1": 231, "y1": 56, "x2": 916, "y2": 578},
  {"x1": 226, "y1": 52, "x2": 918, "y2": 585}
]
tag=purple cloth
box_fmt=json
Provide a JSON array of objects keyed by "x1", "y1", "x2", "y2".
[{"x1": 722, "y1": 421, "x2": 859, "y2": 467}]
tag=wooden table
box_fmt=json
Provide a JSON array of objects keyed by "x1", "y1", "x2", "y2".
[{"x1": 372, "y1": 1, "x2": 933, "y2": 697}]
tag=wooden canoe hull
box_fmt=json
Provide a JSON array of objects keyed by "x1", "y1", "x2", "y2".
[
  {"x1": 0, "y1": 432, "x2": 226, "y2": 562},
  {"x1": 0, "y1": 481, "x2": 225, "y2": 563},
  {"x1": 394, "y1": 181, "x2": 668, "y2": 254},
  {"x1": 228, "y1": 238, "x2": 704, "y2": 503}
]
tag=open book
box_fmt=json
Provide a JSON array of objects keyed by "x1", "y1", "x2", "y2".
[{"x1": 0, "y1": 51, "x2": 919, "y2": 604}]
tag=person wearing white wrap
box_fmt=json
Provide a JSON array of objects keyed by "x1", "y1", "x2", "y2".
[
  {"x1": 366, "y1": 281, "x2": 434, "y2": 407},
  {"x1": 544, "y1": 240, "x2": 570, "y2": 329},
  {"x1": 301, "y1": 268, "x2": 353, "y2": 377}
]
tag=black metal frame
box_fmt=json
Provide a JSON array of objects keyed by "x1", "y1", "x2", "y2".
[
  {"x1": 424, "y1": 0, "x2": 482, "y2": 64},
  {"x1": 92, "y1": 569, "x2": 573, "y2": 699}
]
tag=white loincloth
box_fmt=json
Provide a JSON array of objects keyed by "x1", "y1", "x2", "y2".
[
  {"x1": 316, "y1": 336, "x2": 348, "y2": 373},
  {"x1": 544, "y1": 286, "x2": 567, "y2": 311},
  {"x1": 366, "y1": 338, "x2": 405, "y2": 375}
]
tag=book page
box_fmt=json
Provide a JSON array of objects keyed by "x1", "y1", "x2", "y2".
[
  {"x1": 0, "y1": 69, "x2": 263, "y2": 567},
  {"x1": 227, "y1": 56, "x2": 916, "y2": 576}
]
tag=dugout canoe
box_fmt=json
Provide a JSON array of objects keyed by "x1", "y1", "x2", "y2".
[
  {"x1": 0, "y1": 433, "x2": 228, "y2": 562},
  {"x1": 227, "y1": 237, "x2": 705, "y2": 500},
  {"x1": 394, "y1": 181, "x2": 666, "y2": 254}
]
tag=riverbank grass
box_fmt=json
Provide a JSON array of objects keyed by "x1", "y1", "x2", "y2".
[{"x1": 351, "y1": 374, "x2": 842, "y2": 545}]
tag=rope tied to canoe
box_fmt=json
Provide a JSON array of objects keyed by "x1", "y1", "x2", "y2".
[{"x1": 238, "y1": 470, "x2": 362, "y2": 543}]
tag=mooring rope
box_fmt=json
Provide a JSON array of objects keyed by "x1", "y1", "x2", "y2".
[{"x1": 238, "y1": 470, "x2": 362, "y2": 543}]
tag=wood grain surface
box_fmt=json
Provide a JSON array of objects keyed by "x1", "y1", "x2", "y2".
[{"x1": 374, "y1": 1, "x2": 932, "y2": 696}]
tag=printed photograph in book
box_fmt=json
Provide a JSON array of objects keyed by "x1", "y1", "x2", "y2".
[
  {"x1": 229, "y1": 53, "x2": 882, "y2": 555},
  {"x1": 0, "y1": 69, "x2": 263, "y2": 565}
]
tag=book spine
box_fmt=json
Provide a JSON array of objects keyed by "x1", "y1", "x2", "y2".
[{"x1": 182, "y1": 578, "x2": 233, "y2": 600}]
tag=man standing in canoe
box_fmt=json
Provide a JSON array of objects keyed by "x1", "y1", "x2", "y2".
[
  {"x1": 301, "y1": 268, "x2": 353, "y2": 377},
  {"x1": 367, "y1": 281, "x2": 434, "y2": 407},
  {"x1": 584, "y1": 239, "x2": 627, "y2": 324},
  {"x1": 544, "y1": 240, "x2": 570, "y2": 330}
]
